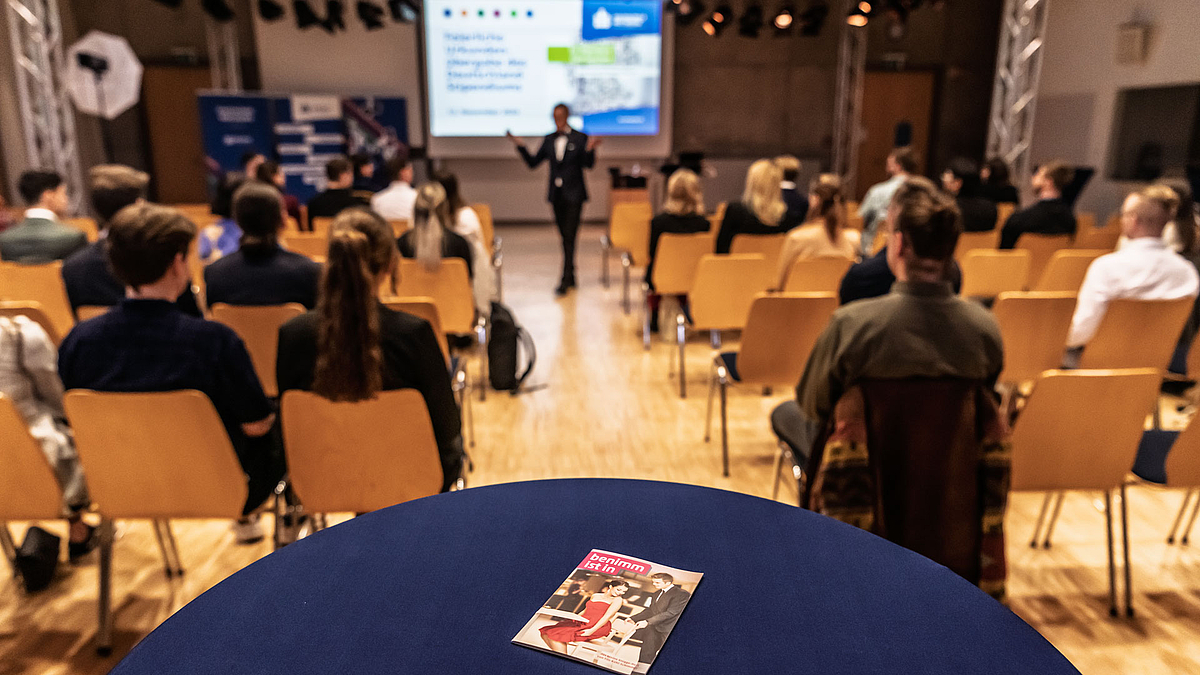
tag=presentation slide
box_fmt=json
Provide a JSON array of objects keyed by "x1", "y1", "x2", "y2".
[{"x1": 424, "y1": 0, "x2": 663, "y2": 138}]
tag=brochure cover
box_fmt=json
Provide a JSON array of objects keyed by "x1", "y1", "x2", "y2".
[{"x1": 512, "y1": 550, "x2": 701, "y2": 674}]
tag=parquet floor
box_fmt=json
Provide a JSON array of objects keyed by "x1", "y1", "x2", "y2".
[{"x1": 2, "y1": 223, "x2": 1199, "y2": 673}]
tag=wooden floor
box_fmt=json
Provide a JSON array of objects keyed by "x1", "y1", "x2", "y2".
[{"x1": 4, "y1": 223, "x2": 1200, "y2": 673}]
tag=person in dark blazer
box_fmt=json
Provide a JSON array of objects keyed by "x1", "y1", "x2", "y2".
[
  {"x1": 998, "y1": 160, "x2": 1077, "y2": 249},
  {"x1": 507, "y1": 103, "x2": 600, "y2": 296},
  {"x1": 205, "y1": 181, "x2": 322, "y2": 309},
  {"x1": 627, "y1": 573, "x2": 692, "y2": 668},
  {"x1": 306, "y1": 155, "x2": 369, "y2": 220},
  {"x1": 941, "y1": 157, "x2": 998, "y2": 233},
  {"x1": 715, "y1": 159, "x2": 802, "y2": 254},
  {"x1": 776, "y1": 155, "x2": 809, "y2": 225},
  {"x1": 0, "y1": 170, "x2": 86, "y2": 263}
]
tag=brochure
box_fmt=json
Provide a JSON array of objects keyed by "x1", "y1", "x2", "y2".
[{"x1": 511, "y1": 549, "x2": 701, "y2": 674}]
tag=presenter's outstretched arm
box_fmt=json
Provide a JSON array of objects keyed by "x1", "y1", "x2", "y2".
[{"x1": 508, "y1": 130, "x2": 548, "y2": 169}]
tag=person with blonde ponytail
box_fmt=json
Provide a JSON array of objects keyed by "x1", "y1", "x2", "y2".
[
  {"x1": 276, "y1": 208, "x2": 464, "y2": 492},
  {"x1": 774, "y1": 174, "x2": 861, "y2": 289},
  {"x1": 397, "y1": 182, "x2": 474, "y2": 277},
  {"x1": 715, "y1": 159, "x2": 801, "y2": 254}
]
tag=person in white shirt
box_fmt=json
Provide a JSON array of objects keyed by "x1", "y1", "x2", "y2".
[
  {"x1": 858, "y1": 147, "x2": 916, "y2": 256},
  {"x1": 433, "y1": 170, "x2": 497, "y2": 314},
  {"x1": 1065, "y1": 184, "x2": 1200, "y2": 364},
  {"x1": 370, "y1": 156, "x2": 417, "y2": 223}
]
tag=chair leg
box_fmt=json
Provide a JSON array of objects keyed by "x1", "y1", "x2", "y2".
[
  {"x1": 600, "y1": 237, "x2": 610, "y2": 287},
  {"x1": 151, "y1": 519, "x2": 175, "y2": 578},
  {"x1": 476, "y1": 321, "x2": 488, "y2": 402},
  {"x1": 621, "y1": 253, "x2": 632, "y2": 315},
  {"x1": 1041, "y1": 491, "x2": 1065, "y2": 548},
  {"x1": 704, "y1": 363, "x2": 717, "y2": 443},
  {"x1": 771, "y1": 443, "x2": 786, "y2": 501},
  {"x1": 641, "y1": 290, "x2": 652, "y2": 352},
  {"x1": 1168, "y1": 489, "x2": 1196, "y2": 543},
  {"x1": 1105, "y1": 490, "x2": 1118, "y2": 618},
  {"x1": 709, "y1": 329, "x2": 721, "y2": 350},
  {"x1": 162, "y1": 520, "x2": 184, "y2": 576},
  {"x1": 464, "y1": 377, "x2": 476, "y2": 449},
  {"x1": 0, "y1": 522, "x2": 16, "y2": 577},
  {"x1": 1120, "y1": 483, "x2": 1134, "y2": 618},
  {"x1": 96, "y1": 518, "x2": 115, "y2": 655},
  {"x1": 1182, "y1": 492, "x2": 1200, "y2": 545},
  {"x1": 719, "y1": 375, "x2": 729, "y2": 478},
  {"x1": 1030, "y1": 493, "x2": 1053, "y2": 548},
  {"x1": 676, "y1": 314, "x2": 687, "y2": 399}
]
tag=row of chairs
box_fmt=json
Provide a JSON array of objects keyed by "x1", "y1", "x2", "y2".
[{"x1": 959, "y1": 248, "x2": 1106, "y2": 298}]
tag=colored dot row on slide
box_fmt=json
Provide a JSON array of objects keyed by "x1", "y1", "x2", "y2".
[{"x1": 443, "y1": 8, "x2": 535, "y2": 18}]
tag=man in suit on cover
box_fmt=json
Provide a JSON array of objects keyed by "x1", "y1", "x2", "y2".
[
  {"x1": 507, "y1": 103, "x2": 601, "y2": 296},
  {"x1": 628, "y1": 572, "x2": 691, "y2": 671},
  {"x1": 0, "y1": 170, "x2": 86, "y2": 263}
]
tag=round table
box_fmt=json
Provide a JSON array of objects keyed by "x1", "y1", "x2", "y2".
[{"x1": 112, "y1": 479, "x2": 1078, "y2": 673}]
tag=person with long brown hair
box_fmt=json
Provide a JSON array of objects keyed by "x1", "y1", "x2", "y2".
[
  {"x1": 774, "y1": 174, "x2": 861, "y2": 289},
  {"x1": 276, "y1": 208, "x2": 464, "y2": 492}
]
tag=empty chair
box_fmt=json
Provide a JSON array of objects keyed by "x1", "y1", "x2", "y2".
[
  {"x1": 730, "y1": 233, "x2": 788, "y2": 272},
  {"x1": 953, "y1": 229, "x2": 999, "y2": 263},
  {"x1": 470, "y1": 202, "x2": 496, "y2": 254},
  {"x1": 643, "y1": 231, "x2": 715, "y2": 349},
  {"x1": 0, "y1": 261, "x2": 74, "y2": 340},
  {"x1": 280, "y1": 389, "x2": 446, "y2": 515},
  {"x1": 992, "y1": 292, "x2": 1078, "y2": 386},
  {"x1": 1032, "y1": 250, "x2": 1106, "y2": 292},
  {"x1": 1010, "y1": 369, "x2": 1162, "y2": 617},
  {"x1": 959, "y1": 250, "x2": 1030, "y2": 298},
  {"x1": 210, "y1": 303, "x2": 307, "y2": 398},
  {"x1": 63, "y1": 389, "x2": 250, "y2": 654},
  {"x1": 704, "y1": 293, "x2": 838, "y2": 476},
  {"x1": 282, "y1": 232, "x2": 329, "y2": 261},
  {"x1": 601, "y1": 201, "x2": 652, "y2": 313},
  {"x1": 310, "y1": 216, "x2": 334, "y2": 236},
  {"x1": 781, "y1": 257, "x2": 853, "y2": 293},
  {"x1": 0, "y1": 393, "x2": 68, "y2": 567},
  {"x1": 1078, "y1": 297, "x2": 1194, "y2": 370},
  {"x1": 1074, "y1": 224, "x2": 1120, "y2": 251},
  {"x1": 64, "y1": 217, "x2": 99, "y2": 242},
  {"x1": 1015, "y1": 233, "x2": 1074, "y2": 289},
  {"x1": 0, "y1": 301, "x2": 60, "y2": 344}
]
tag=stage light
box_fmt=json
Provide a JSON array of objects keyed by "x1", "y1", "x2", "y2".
[
  {"x1": 798, "y1": 1, "x2": 828, "y2": 35},
  {"x1": 773, "y1": 4, "x2": 795, "y2": 32},
  {"x1": 847, "y1": 7, "x2": 868, "y2": 26},
  {"x1": 387, "y1": 0, "x2": 419, "y2": 22},
  {"x1": 322, "y1": 0, "x2": 345, "y2": 32},
  {"x1": 258, "y1": 0, "x2": 285, "y2": 21},
  {"x1": 357, "y1": 1, "x2": 385, "y2": 29},
  {"x1": 738, "y1": 3, "x2": 764, "y2": 37},
  {"x1": 711, "y1": 3, "x2": 731, "y2": 25},
  {"x1": 200, "y1": 0, "x2": 235, "y2": 21},
  {"x1": 294, "y1": 0, "x2": 322, "y2": 28},
  {"x1": 859, "y1": 1, "x2": 871, "y2": 12}
]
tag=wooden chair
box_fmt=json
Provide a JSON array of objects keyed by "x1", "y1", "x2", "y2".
[
  {"x1": 1076, "y1": 212, "x2": 1097, "y2": 233},
  {"x1": 1031, "y1": 250, "x2": 1106, "y2": 292},
  {"x1": 996, "y1": 202, "x2": 1016, "y2": 228},
  {"x1": 704, "y1": 293, "x2": 838, "y2": 476},
  {"x1": 958, "y1": 250, "x2": 1030, "y2": 298},
  {"x1": 1074, "y1": 221, "x2": 1121, "y2": 251},
  {"x1": 209, "y1": 303, "x2": 307, "y2": 398},
  {"x1": 1078, "y1": 297, "x2": 1195, "y2": 370},
  {"x1": 1010, "y1": 369, "x2": 1162, "y2": 617},
  {"x1": 0, "y1": 301, "x2": 61, "y2": 344},
  {"x1": 282, "y1": 232, "x2": 329, "y2": 261},
  {"x1": 992, "y1": 292, "x2": 1078, "y2": 386},
  {"x1": 388, "y1": 219, "x2": 411, "y2": 238},
  {"x1": 310, "y1": 216, "x2": 334, "y2": 236},
  {"x1": 707, "y1": 213, "x2": 723, "y2": 232},
  {"x1": 601, "y1": 201, "x2": 652, "y2": 313},
  {"x1": 0, "y1": 261, "x2": 74, "y2": 340},
  {"x1": 674, "y1": 254, "x2": 771, "y2": 398},
  {"x1": 713, "y1": 201, "x2": 728, "y2": 222},
  {"x1": 63, "y1": 389, "x2": 249, "y2": 654},
  {"x1": 643, "y1": 231, "x2": 715, "y2": 349},
  {"x1": 395, "y1": 258, "x2": 485, "y2": 402},
  {"x1": 1164, "y1": 414, "x2": 1200, "y2": 546},
  {"x1": 730, "y1": 233, "x2": 788, "y2": 272},
  {"x1": 953, "y1": 229, "x2": 1000, "y2": 263},
  {"x1": 844, "y1": 201, "x2": 861, "y2": 229},
  {"x1": 280, "y1": 389, "x2": 447, "y2": 516},
  {"x1": 469, "y1": 202, "x2": 503, "y2": 300},
  {"x1": 0, "y1": 393, "x2": 67, "y2": 573},
  {"x1": 781, "y1": 257, "x2": 853, "y2": 293},
  {"x1": 381, "y1": 297, "x2": 449, "y2": 364},
  {"x1": 64, "y1": 217, "x2": 99, "y2": 242},
  {"x1": 1015, "y1": 233, "x2": 1074, "y2": 289},
  {"x1": 76, "y1": 305, "x2": 111, "y2": 321}
]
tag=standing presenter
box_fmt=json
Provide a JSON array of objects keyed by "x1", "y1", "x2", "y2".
[{"x1": 507, "y1": 103, "x2": 601, "y2": 296}]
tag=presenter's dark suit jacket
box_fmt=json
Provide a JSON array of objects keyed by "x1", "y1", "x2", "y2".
[
  {"x1": 0, "y1": 217, "x2": 87, "y2": 263},
  {"x1": 518, "y1": 130, "x2": 595, "y2": 203},
  {"x1": 632, "y1": 585, "x2": 691, "y2": 636}
]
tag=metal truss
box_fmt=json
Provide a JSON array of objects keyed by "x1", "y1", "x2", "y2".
[
  {"x1": 987, "y1": 0, "x2": 1050, "y2": 197},
  {"x1": 205, "y1": 17, "x2": 241, "y2": 92},
  {"x1": 831, "y1": 0, "x2": 867, "y2": 196}
]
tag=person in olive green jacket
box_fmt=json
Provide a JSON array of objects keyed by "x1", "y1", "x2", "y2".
[{"x1": 0, "y1": 170, "x2": 86, "y2": 263}]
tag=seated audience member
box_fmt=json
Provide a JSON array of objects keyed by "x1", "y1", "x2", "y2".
[
  {"x1": 204, "y1": 182, "x2": 322, "y2": 309},
  {"x1": 858, "y1": 147, "x2": 917, "y2": 256},
  {"x1": 397, "y1": 183, "x2": 474, "y2": 278},
  {"x1": 715, "y1": 159, "x2": 801, "y2": 254},
  {"x1": 371, "y1": 156, "x2": 418, "y2": 223},
  {"x1": 58, "y1": 203, "x2": 284, "y2": 542},
  {"x1": 240, "y1": 151, "x2": 265, "y2": 181},
  {"x1": 998, "y1": 160, "x2": 1077, "y2": 249},
  {"x1": 1065, "y1": 185, "x2": 1200, "y2": 366},
  {"x1": 980, "y1": 157, "x2": 1020, "y2": 205},
  {"x1": 645, "y1": 169, "x2": 710, "y2": 332},
  {"x1": 433, "y1": 170, "x2": 498, "y2": 312},
  {"x1": 775, "y1": 174, "x2": 861, "y2": 289},
  {"x1": 276, "y1": 209, "x2": 464, "y2": 492},
  {"x1": 199, "y1": 175, "x2": 244, "y2": 262},
  {"x1": 351, "y1": 152, "x2": 380, "y2": 193},
  {"x1": 0, "y1": 315, "x2": 96, "y2": 558},
  {"x1": 307, "y1": 156, "x2": 368, "y2": 220},
  {"x1": 776, "y1": 177, "x2": 1002, "y2": 468},
  {"x1": 0, "y1": 170, "x2": 86, "y2": 263},
  {"x1": 255, "y1": 159, "x2": 301, "y2": 225},
  {"x1": 1164, "y1": 180, "x2": 1200, "y2": 378},
  {"x1": 61, "y1": 165, "x2": 201, "y2": 317},
  {"x1": 776, "y1": 155, "x2": 809, "y2": 225},
  {"x1": 942, "y1": 157, "x2": 998, "y2": 233}
]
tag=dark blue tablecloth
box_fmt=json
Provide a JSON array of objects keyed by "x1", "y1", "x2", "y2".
[{"x1": 112, "y1": 479, "x2": 1078, "y2": 674}]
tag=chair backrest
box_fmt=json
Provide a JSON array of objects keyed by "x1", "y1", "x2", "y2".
[
  {"x1": 310, "y1": 216, "x2": 334, "y2": 236},
  {"x1": 0, "y1": 394, "x2": 65, "y2": 520},
  {"x1": 76, "y1": 305, "x2": 111, "y2": 321},
  {"x1": 282, "y1": 232, "x2": 329, "y2": 261},
  {"x1": 992, "y1": 292, "x2": 1077, "y2": 384},
  {"x1": 609, "y1": 202, "x2": 652, "y2": 265},
  {"x1": 395, "y1": 258, "x2": 475, "y2": 334},
  {"x1": 64, "y1": 390, "x2": 248, "y2": 518},
  {"x1": 958, "y1": 250, "x2": 1030, "y2": 298},
  {"x1": 388, "y1": 219, "x2": 411, "y2": 238},
  {"x1": 1074, "y1": 224, "x2": 1120, "y2": 251},
  {"x1": 953, "y1": 229, "x2": 999, "y2": 263},
  {"x1": 782, "y1": 257, "x2": 853, "y2": 293},
  {"x1": 737, "y1": 293, "x2": 838, "y2": 385},
  {"x1": 210, "y1": 303, "x2": 307, "y2": 398},
  {"x1": 64, "y1": 217, "x2": 99, "y2": 242},
  {"x1": 688, "y1": 254, "x2": 771, "y2": 331},
  {"x1": 1031, "y1": 249, "x2": 1105, "y2": 292},
  {"x1": 471, "y1": 203, "x2": 495, "y2": 253},
  {"x1": 1078, "y1": 296, "x2": 1195, "y2": 370},
  {"x1": 730, "y1": 233, "x2": 788, "y2": 271},
  {"x1": 713, "y1": 201, "x2": 728, "y2": 222},
  {"x1": 844, "y1": 201, "x2": 861, "y2": 229},
  {"x1": 0, "y1": 261, "x2": 74, "y2": 339},
  {"x1": 651, "y1": 231, "x2": 714, "y2": 295},
  {"x1": 996, "y1": 202, "x2": 1016, "y2": 228},
  {"x1": 382, "y1": 296, "x2": 450, "y2": 364},
  {"x1": 1076, "y1": 212, "x2": 1096, "y2": 233},
  {"x1": 707, "y1": 213, "x2": 723, "y2": 232},
  {"x1": 1010, "y1": 369, "x2": 1162, "y2": 492},
  {"x1": 280, "y1": 389, "x2": 444, "y2": 513},
  {"x1": 1015, "y1": 233, "x2": 1074, "y2": 288},
  {"x1": 0, "y1": 301, "x2": 60, "y2": 344}
]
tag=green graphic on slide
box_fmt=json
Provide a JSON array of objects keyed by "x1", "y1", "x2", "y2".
[{"x1": 547, "y1": 44, "x2": 616, "y2": 65}]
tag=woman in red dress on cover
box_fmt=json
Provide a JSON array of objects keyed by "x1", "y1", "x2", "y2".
[{"x1": 540, "y1": 579, "x2": 630, "y2": 653}]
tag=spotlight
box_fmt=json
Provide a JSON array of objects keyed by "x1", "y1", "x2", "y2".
[
  {"x1": 258, "y1": 0, "x2": 285, "y2": 21},
  {"x1": 847, "y1": 7, "x2": 868, "y2": 26},
  {"x1": 798, "y1": 1, "x2": 828, "y2": 35},
  {"x1": 323, "y1": 0, "x2": 345, "y2": 32},
  {"x1": 702, "y1": 3, "x2": 731, "y2": 36},
  {"x1": 675, "y1": 0, "x2": 705, "y2": 26},
  {"x1": 150, "y1": 0, "x2": 184, "y2": 7},
  {"x1": 387, "y1": 0, "x2": 418, "y2": 22},
  {"x1": 200, "y1": 0, "x2": 235, "y2": 21},
  {"x1": 738, "y1": 3, "x2": 764, "y2": 37},
  {"x1": 294, "y1": 0, "x2": 322, "y2": 28},
  {"x1": 859, "y1": 1, "x2": 871, "y2": 12},
  {"x1": 357, "y1": 0, "x2": 385, "y2": 29},
  {"x1": 773, "y1": 4, "x2": 795, "y2": 33}
]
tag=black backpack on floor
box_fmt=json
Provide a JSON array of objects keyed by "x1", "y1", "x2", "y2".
[{"x1": 488, "y1": 301, "x2": 536, "y2": 392}]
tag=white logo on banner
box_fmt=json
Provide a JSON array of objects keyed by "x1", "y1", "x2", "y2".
[
  {"x1": 290, "y1": 95, "x2": 341, "y2": 122},
  {"x1": 592, "y1": 7, "x2": 612, "y2": 30}
]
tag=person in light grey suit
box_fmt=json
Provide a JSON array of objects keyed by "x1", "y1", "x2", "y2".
[{"x1": 0, "y1": 170, "x2": 86, "y2": 263}]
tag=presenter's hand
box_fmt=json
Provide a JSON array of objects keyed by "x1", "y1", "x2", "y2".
[
  {"x1": 587, "y1": 136, "x2": 603, "y2": 151},
  {"x1": 505, "y1": 131, "x2": 524, "y2": 148}
]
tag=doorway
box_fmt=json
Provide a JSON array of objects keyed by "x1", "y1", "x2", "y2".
[{"x1": 854, "y1": 70, "x2": 936, "y2": 199}]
